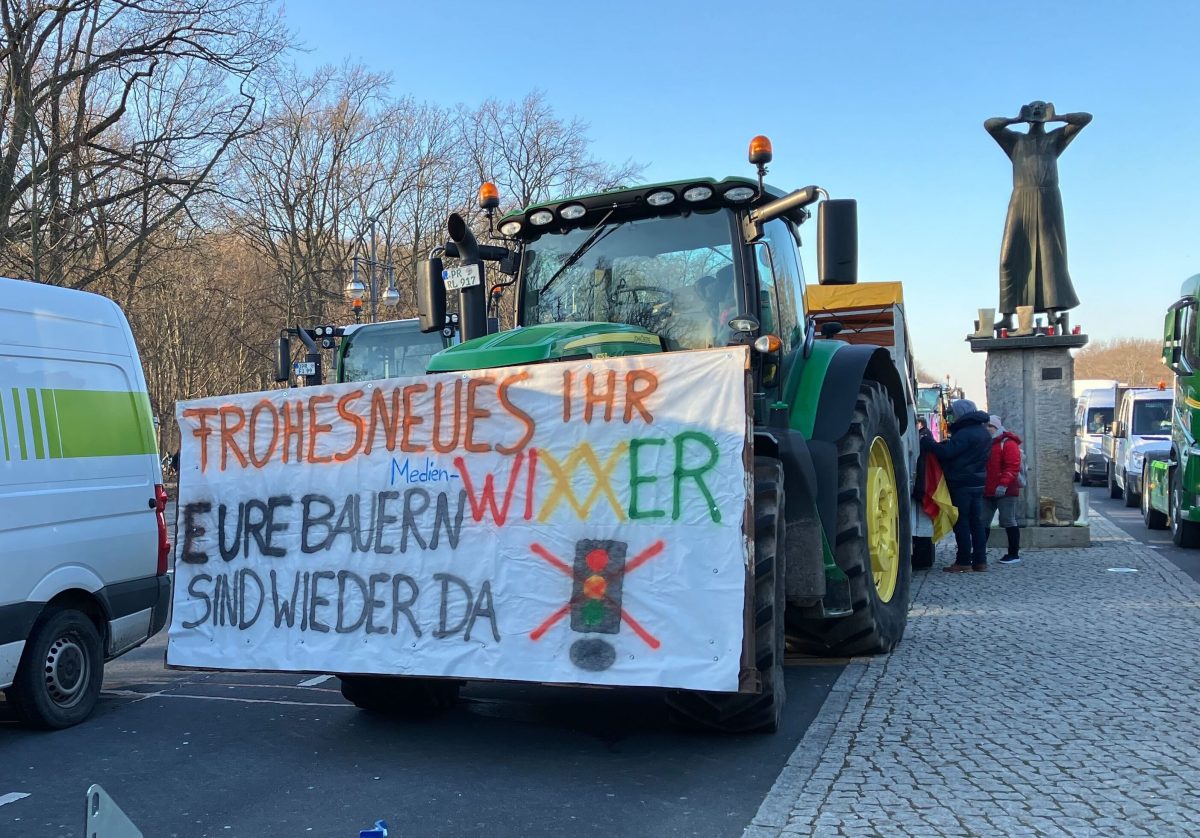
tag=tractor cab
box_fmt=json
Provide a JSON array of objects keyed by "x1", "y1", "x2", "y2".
[{"x1": 416, "y1": 137, "x2": 859, "y2": 385}]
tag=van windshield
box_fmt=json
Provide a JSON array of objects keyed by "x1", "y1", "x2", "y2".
[
  {"x1": 1132, "y1": 399, "x2": 1171, "y2": 436},
  {"x1": 1086, "y1": 407, "x2": 1113, "y2": 435}
]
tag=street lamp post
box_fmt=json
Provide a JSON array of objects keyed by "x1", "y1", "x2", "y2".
[{"x1": 344, "y1": 216, "x2": 401, "y2": 323}]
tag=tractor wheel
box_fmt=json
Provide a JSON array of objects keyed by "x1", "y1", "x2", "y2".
[
  {"x1": 665, "y1": 457, "x2": 786, "y2": 734},
  {"x1": 1171, "y1": 469, "x2": 1200, "y2": 548},
  {"x1": 1143, "y1": 466, "x2": 1168, "y2": 530},
  {"x1": 339, "y1": 676, "x2": 461, "y2": 713},
  {"x1": 1108, "y1": 464, "x2": 1122, "y2": 500},
  {"x1": 1123, "y1": 470, "x2": 1139, "y2": 508},
  {"x1": 911, "y1": 536, "x2": 935, "y2": 570},
  {"x1": 792, "y1": 382, "x2": 912, "y2": 656}
]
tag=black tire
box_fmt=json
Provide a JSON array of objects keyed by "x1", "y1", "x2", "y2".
[
  {"x1": 5, "y1": 607, "x2": 103, "y2": 729},
  {"x1": 339, "y1": 676, "x2": 461, "y2": 713},
  {"x1": 911, "y1": 536, "x2": 934, "y2": 570},
  {"x1": 1108, "y1": 464, "x2": 1122, "y2": 500},
  {"x1": 1171, "y1": 468, "x2": 1200, "y2": 548},
  {"x1": 1123, "y1": 470, "x2": 1139, "y2": 508},
  {"x1": 791, "y1": 382, "x2": 912, "y2": 656},
  {"x1": 1143, "y1": 464, "x2": 1168, "y2": 530},
  {"x1": 665, "y1": 457, "x2": 786, "y2": 734},
  {"x1": 1078, "y1": 459, "x2": 1089, "y2": 487}
]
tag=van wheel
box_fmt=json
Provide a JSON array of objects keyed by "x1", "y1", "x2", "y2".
[
  {"x1": 1123, "y1": 471, "x2": 1139, "y2": 508},
  {"x1": 5, "y1": 608, "x2": 103, "y2": 729},
  {"x1": 339, "y1": 676, "x2": 461, "y2": 713},
  {"x1": 1108, "y1": 465, "x2": 1122, "y2": 500}
]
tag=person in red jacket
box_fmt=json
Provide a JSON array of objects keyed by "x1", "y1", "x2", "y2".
[{"x1": 984, "y1": 414, "x2": 1023, "y2": 564}]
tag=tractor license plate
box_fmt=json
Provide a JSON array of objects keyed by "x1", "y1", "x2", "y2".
[
  {"x1": 443, "y1": 265, "x2": 481, "y2": 290},
  {"x1": 293, "y1": 361, "x2": 317, "y2": 376}
]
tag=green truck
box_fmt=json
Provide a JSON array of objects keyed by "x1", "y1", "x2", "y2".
[
  {"x1": 342, "y1": 138, "x2": 917, "y2": 732},
  {"x1": 1142, "y1": 274, "x2": 1200, "y2": 545}
]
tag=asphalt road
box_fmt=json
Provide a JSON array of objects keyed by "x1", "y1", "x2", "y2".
[
  {"x1": 1083, "y1": 483, "x2": 1200, "y2": 584},
  {"x1": 0, "y1": 498, "x2": 844, "y2": 838}
]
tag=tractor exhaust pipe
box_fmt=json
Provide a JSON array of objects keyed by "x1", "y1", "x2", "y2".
[{"x1": 447, "y1": 213, "x2": 487, "y2": 342}]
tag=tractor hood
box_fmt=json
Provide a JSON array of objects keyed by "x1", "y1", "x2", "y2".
[{"x1": 426, "y1": 322, "x2": 663, "y2": 372}]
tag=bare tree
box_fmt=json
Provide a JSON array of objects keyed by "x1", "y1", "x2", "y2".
[
  {"x1": 0, "y1": 0, "x2": 289, "y2": 289},
  {"x1": 1075, "y1": 338, "x2": 1167, "y2": 386},
  {"x1": 228, "y1": 64, "x2": 437, "y2": 326},
  {"x1": 913, "y1": 360, "x2": 944, "y2": 384},
  {"x1": 458, "y1": 90, "x2": 643, "y2": 212}
]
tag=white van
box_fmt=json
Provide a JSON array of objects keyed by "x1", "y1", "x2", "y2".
[
  {"x1": 1, "y1": 277, "x2": 170, "y2": 728},
  {"x1": 1074, "y1": 387, "x2": 1115, "y2": 486}
]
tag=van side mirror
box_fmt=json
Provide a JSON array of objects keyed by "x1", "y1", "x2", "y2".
[
  {"x1": 275, "y1": 332, "x2": 291, "y2": 383},
  {"x1": 416, "y1": 257, "x2": 446, "y2": 334},
  {"x1": 818, "y1": 199, "x2": 858, "y2": 285}
]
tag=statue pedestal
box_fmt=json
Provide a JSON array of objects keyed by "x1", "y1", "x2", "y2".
[{"x1": 969, "y1": 333, "x2": 1090, "y2": 547}]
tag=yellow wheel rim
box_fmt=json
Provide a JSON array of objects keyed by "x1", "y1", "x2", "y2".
[{"x1": 867, "y1": 436, "x2": 900, "y2": 603}]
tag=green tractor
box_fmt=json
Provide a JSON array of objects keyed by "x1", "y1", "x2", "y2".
[
  {"x1": 370, "y1": 137, "x2": 916, "y2": 732},
  {"x1": 1144, "y1": 275, "x2": 1200, "y2": 546}
]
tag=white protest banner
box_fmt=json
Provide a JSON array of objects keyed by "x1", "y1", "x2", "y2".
[{"x1": 168, "y1": 347, "x2": 750, "y2": 691}]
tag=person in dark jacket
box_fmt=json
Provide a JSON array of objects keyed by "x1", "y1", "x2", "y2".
[{"x1": 919, "y1": 398, "x2": 993, "y2": 571}]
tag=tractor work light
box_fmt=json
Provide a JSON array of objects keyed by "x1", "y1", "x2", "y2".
[
  {"x1": 729, "y1": 315, "x2": 760, "y2": 334},
  {"x1": 724, "y1": 186, "x2": 755, "y2": 203},
  {"x1": 478, "y1": 182, "x2": 500, "y2": 210},
  {"x1": 646, "y1": 190, "x2": 676, "y2": 207},
  {"x1": 559, "y1": 203, "x2": 586, "y2": 220},
  {"x1": 683, "y1": 185, "x2": 713, "y2": 202},
  {"x1": 499, "y1": 220, "x2": 522, "y2": 237},
  {"x1": 530, "y1": 210, "x2": 554, "y2": 226}
]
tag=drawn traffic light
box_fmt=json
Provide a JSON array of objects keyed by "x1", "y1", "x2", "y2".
[
  {"x1": 528, "y1": 537, "x2": 663, "y2": 673},
  {"x1": 569, "y1": 539, "x2": 626, "y2": 635}
]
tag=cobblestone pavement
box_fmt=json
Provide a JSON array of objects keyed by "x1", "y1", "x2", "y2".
[{"x1": 746, "y1": 511, "x2": 1200, "y2": 837}]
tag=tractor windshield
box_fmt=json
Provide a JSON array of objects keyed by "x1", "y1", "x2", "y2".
[
  {"x1": 520, "y1": 210, "x2": 740, "y2": 351},
  {"x1": 338, "y1": 321, "x2": 446, "y2": 383}
]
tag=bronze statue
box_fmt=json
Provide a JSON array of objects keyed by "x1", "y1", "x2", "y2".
[{"x1": 985, "y1": 101, "x2": 1092, "y2": 332}]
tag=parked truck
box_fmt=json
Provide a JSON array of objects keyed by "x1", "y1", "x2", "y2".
[
  {"x1": 1103, "y1": 384, "x2": 1171, "y2": 507},
  {"x1": 169, "y1": 137, "x2": 916, "y2": 734},
  {"x1": 1143, "y1": 276, "x2": 1200, "y2": 544}
]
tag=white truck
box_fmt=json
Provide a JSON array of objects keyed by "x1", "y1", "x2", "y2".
[{"x1": 1105, "y1": 384, "x2": 1173, "y2": 506}]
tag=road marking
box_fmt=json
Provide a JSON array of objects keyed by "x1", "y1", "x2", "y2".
[
  {"x1": 297, "y1": 674, "x2": 332, "y2": 688},
  {"x1": 0, "y1": 792, "x2": 30, "y2": 808},
  {"x1": 116, "y1": 688, "x2": 352, "y2": 708}
]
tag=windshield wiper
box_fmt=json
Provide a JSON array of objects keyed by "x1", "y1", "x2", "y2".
[{"x1": 538, "y1": 208, "x2": 620, "y2": 299}]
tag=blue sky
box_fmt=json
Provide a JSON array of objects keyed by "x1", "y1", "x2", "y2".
[{"x1": 284, "y1": 0, "x2": 1200, "y2": 401}]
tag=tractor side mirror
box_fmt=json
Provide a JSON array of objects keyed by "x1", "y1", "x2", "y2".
[
  {"x1": 416, "y1": 257, "x2": 447, "y2": 334},
  {"x1": 818, "y1": 199, "x2": 858, "y2": 285},
  {"x1": 275, "y1": 333, "x2": 291, "y2": 383}
]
